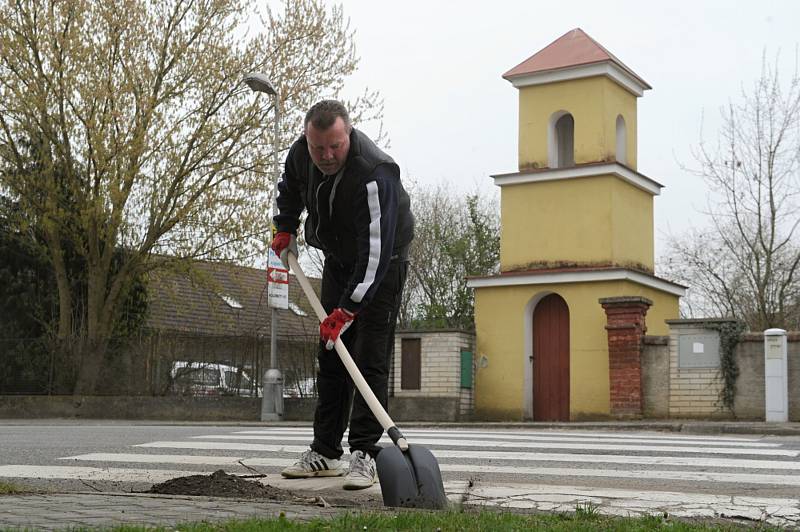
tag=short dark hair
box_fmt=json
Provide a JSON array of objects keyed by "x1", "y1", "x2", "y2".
[{"x1": 304, "y1": 100, "x2": 351, "y2": 132}]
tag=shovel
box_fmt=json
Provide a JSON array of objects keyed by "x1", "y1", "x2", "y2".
[{"x1": 287, "y1": 252, "x2": 449, "y2": 509}]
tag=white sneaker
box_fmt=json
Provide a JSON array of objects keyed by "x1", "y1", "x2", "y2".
[
  {"x1": 343, "y1": 450, "x2": 377, "y2": 490},
  {"x1": 281, "y1": 449, "x2": 346, "y2": 478}
]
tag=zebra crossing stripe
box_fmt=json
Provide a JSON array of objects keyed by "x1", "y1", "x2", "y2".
[
  {"x1": 238, "y1": 428, "x2": 764, "y2": 443},
  {"x1": 437, "y1": 464, "x2": 800, "y2": 487},
  {"x1": 64, "y1": 450, "x2": 800, "y2": 472},
  {"x1": 61, "y1": 453, "x2": 245, "y2": 465},
  {"x1": 184, "y1": 436, "x2": 798, "y2": 457},
  {"x1": 0, "y1": 465, "x2": 196, "y2": 483},
  {"x1": 426, "y1": 449, "x2": 800, "y2": 470},
  {"x1": 396, "y1": 432, "x2": 779, "y2": 447},
  {"x1": 62, "y1": 453, "x2": 292, "y2": 468},
  {"x1": 400, "y1": 430, "x2": 766, "y2": 443},
  {"x1": 136, "y1": 441, "x2": 310, "y2": 453},
  {"x1": 7, "y1": 460, "x2": 800, "y2": 490},
  {"x1": 230, "y1": 429, "x2": 768, "y2": 447}
]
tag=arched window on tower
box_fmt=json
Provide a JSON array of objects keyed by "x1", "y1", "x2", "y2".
[
  {"x1": 548, "y1": 111, "x2": 575, "y2": 168},
  {"x1": 616, "y1": 115, "x2": 627, "y2": 165}
]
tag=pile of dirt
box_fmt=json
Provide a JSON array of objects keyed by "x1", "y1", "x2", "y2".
[{"x1": 148, "y1": 469, "x2": 292, "y2": 500}]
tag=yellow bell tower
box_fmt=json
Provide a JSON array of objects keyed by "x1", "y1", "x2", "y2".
[
  {"x1": 468, "y1": 29, "x2": 685, "y2": 421},
  {"x1": 500, "y1": 27, "x2": 657, "y2": 273}
]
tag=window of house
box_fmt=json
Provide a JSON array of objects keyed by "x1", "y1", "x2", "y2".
[{"x1": 218, "y1": 294, "x2": 243, "y2": 309}]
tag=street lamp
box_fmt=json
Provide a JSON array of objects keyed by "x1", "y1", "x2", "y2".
[{"x1": 245, "y1": 73, "x2": 283, "y2": 421}]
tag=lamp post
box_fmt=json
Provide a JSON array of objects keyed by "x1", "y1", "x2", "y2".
[{"x1": 244, "y1": 73, "x2": 283, "y2": 421}]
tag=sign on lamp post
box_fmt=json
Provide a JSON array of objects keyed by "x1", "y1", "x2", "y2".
[{"x1": 267, "y1": 248, "x2": 289, "y2": 310}]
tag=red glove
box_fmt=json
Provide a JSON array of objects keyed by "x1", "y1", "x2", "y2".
[
  {"x1": 271, "y1": 232, "x2": 297, "y2": 268},
  {"x1": 320, "y1": 308, "x2": 355, "y2": 350}
]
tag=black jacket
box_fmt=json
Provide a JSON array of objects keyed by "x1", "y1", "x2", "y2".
[{"x1": 274, "y1": 128, "x2": 414, "y2": 313}]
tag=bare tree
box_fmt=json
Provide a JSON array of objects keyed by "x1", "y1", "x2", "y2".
[
  {"x1": 400, "y1": 183, "x2": 500, "y2": 330},
  {"x1": 0, "y1": 0, "x2": 383, "y2": 394},
  {"x1": 662, "y1": 54, "x2": 800, "y2": 331}
]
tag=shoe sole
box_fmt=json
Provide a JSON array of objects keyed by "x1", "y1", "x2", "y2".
[
  {"x1": 281, "y1": 470, "x2": 345, "y2": 479},
  {"x1": 342, "y1": 476, "x2": 378, "y2": 490}
]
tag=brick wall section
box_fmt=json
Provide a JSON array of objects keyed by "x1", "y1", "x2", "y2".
[
  {"x1": 392, "y1": 330, "x2": 475, "y2": 420},
  {"x1": 599, "y1": 296, "x2": 652, "y2": 418}
]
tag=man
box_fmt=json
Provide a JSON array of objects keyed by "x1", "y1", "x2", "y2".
[{"x1": 271, "y1": 100, "x2": 414, "y2": 490}]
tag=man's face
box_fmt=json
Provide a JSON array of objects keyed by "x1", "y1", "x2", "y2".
[{"x1": 306, "y1": 117, "x2": 351, "y2": 176}]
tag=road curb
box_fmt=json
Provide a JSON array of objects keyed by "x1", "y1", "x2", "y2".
[{"x1": 2, "y1": 418, "x2": 799, "y2": 436}]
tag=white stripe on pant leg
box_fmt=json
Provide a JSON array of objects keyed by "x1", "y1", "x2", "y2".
[{"x1": 350, "y1": 181, "x2": 381, "y2": 303}]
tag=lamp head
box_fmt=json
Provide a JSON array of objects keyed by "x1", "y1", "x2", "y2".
[{"x1": 244, "y1": 73, "x2": 276, "y2": 95}]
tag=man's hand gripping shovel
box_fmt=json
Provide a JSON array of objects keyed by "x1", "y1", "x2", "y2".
[{"x1": 286, "y1": 252, "x2": 448, "y2": 509}]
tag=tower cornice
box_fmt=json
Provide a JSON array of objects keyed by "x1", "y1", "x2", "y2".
[
  {"x1": 506, "y1": 60, "x2": 650, "y2": 97},
  {"x1": 491, "y1": 162, "x2": 663, "y2": 196}
]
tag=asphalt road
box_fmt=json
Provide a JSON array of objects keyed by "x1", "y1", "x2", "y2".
[{"x1": 2, "y1": 420, "x2": 800, "y2": 501}]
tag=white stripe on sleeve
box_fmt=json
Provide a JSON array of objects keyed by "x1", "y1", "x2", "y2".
[{"x1": 351, "y1": 181, "x2": 382, "y2": 303}]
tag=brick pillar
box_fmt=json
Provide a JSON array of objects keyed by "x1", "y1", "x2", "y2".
[{"x1": 599, "y1": 296, "x2": 653, "y2": 418}]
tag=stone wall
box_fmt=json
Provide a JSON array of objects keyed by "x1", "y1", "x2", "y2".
[
  {"x1": 0, "y1": 395, "x2": 464, "y2": 422},
  {"x1": 641, "y1": 336, "x2": 669, "y2": 418},
  {"x1": 641, "y1": 326, "x2": 800, "y2": 421}
]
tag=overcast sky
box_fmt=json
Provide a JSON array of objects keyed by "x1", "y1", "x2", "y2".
[{"x1": 311, "y1": 1, "x2": 800, "y2": 258}]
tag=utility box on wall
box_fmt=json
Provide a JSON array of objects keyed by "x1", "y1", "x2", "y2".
[
  {"x1": 678, "y1": 334, "x2": 720, "y2": 368},
  {"x1": 764, "y1": 328, "x2": 788, "y2": 422}
]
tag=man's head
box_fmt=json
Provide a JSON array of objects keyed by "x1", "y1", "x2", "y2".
[{"x1": 304, "y1": 100, "x2": 352, "y2": 176}]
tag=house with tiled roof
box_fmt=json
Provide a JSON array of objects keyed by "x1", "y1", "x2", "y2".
[
  {"x1": 145, "y1": 260, "x2": 319, "y2": 340},
  {"x1": 123, "y1": 260, "x2": 322, "y2": 398}
]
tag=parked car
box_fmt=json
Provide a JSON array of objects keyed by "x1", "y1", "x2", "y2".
[
  {"x1": 169, "y1": 361, "x2": 259, "y2": 397},
  {"x1": 283, "y1": 377, "x2": 316, "y2": 398}
]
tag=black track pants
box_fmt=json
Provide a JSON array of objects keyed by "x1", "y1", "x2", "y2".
[{"x1": 310, "y1": 258, "x2": 407, "y2": 460}]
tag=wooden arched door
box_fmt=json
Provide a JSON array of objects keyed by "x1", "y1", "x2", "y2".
[{"x1": 532, "y1": 293, "x2": 570, "y2": 421}]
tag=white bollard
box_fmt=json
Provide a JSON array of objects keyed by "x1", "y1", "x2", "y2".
[{"x1": 764, "y1": 328, "x2": 788, "y2": 422}]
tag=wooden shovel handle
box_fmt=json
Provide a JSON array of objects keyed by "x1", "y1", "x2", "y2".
[{"x1": 287, "y1": 252, "x2": 409, "y2": 451}]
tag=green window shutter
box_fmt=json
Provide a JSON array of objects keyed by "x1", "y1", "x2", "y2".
[{"x1": 460, "y1": 350, "x2": 473, "y2": 389}]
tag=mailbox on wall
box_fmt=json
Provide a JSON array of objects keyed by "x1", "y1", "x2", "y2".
[{"x1": 764, "y1": 328, "x2": 788, "y2": 422}]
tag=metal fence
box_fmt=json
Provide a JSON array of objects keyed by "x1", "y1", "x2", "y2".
[
  {"x1": 0, "y1": 332, "x2": 320, "y2": 397},
  {"x1": 0, "y1": 337, "x2": 57, "y2": 394}
]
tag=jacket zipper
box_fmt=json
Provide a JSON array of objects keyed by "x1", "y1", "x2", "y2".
[{"x1": 314, "y1": 168, "x2": 345, "y2": 246}]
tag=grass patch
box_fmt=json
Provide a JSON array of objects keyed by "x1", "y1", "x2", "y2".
[
  {"x1": 0, "y1": 481, "x2": 25, "y2": 495},
  {"x1": 100, "y1": 509, "x2": 782, "y2": 532}
]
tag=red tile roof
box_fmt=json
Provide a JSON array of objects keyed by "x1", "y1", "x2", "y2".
[
  {"x1": 503, "y1": 28, "x2": 650, "y2": 89},
  {"x1": 145, "y1": 260, "x2": 321, "y2": 340}
]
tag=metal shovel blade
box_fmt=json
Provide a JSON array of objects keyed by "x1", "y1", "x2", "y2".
[{"x1": 376, "y1": 444, "x2": 449, "y2": 509}]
